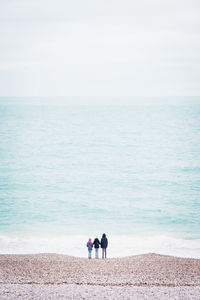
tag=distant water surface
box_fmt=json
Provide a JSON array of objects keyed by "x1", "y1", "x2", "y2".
[{"x1": 0, "y1": 97, "x2": 200, "y2": 257}]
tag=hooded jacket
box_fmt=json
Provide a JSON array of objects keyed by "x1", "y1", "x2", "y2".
[
  {"x1": 93, "y1": 238, "x2": 101, "y2": 249},
  {"x1": 101, "y1": 233, "x2": 108, "y2": 249}
]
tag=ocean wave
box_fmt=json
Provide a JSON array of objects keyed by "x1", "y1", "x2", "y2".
[{"x1": 0, "y1": 234, "x2": 200, "y2": 258}]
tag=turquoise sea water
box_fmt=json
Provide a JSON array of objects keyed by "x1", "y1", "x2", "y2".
[{"x1": 0, "y1": 97, "x2": 200, "y2": 257}]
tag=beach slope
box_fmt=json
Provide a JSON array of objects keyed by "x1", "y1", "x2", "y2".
[{"x1": 0, "y1": 253, "x2": 200, "y2": 299}]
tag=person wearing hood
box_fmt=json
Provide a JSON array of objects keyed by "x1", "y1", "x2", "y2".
[
  {"x1": 93, "y1": 237, "x2": 101, "y2": 259},
  {"x1": 101, "y1": 233, "x2": 108, "y2": 259},
  {"x1": 86, "y1": 238, "x2": 93, "y2": 259}
]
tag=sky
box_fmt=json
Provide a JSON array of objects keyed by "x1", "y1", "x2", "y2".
[{"x1": 0, "y1": 0, "x2": 200, "y2": 97}]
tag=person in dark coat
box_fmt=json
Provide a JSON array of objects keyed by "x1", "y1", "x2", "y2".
[
  {"x1": 101, "y1": 233, "x2": 108, "y2": 259},
  {"x1": 93, "y1": 237, "x2": 101, "y2": 259}
]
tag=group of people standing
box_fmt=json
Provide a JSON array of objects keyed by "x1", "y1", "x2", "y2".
[{"x1": 86, "y1": 233, "x2": 108, "y2": 259}]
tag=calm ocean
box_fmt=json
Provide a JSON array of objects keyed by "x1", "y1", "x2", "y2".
[{"x1": 0, "y1": 97, "x2": 200, "y2": 257}]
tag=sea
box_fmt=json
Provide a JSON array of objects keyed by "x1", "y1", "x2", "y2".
[{"x1": 0, "y1": 97, "x2": 200, "y2": 258}]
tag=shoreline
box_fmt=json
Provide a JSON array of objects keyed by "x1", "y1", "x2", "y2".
[
  {"x1": 1, "y1": 253, "x2": 200, "y2": 299},
  {"x1": 1, "y1": 233, "x2": 200, "y2": 259}
]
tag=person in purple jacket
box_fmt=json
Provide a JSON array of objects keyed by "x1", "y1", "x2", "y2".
[{"x1": 86, "y1": 238, "x2": 93, "y2": 259}]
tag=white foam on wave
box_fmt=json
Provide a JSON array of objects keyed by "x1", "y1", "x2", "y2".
[{"x1": 0, "y1": 234, "x2": 200, "y2": 258}]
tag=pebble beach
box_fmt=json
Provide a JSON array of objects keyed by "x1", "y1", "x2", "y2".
[{"x1": 0, "y1": 253, "x2": 200, "y2": 299}]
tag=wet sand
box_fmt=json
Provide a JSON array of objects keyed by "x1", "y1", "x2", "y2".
[{"x1": 0, "y1": 253, "x2": 200, "y2": 299}]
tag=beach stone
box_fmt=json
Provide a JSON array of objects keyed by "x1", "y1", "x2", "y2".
[
  {"x1": 0, "y1": 254, "x2": 200, "y2": 299},
  {"x1": 0, "y1": 284, "x2": 200, "y2": 299}
]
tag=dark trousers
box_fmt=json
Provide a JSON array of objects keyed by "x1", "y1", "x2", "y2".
[{"x1": 102, "y1": 248, "x2": 106, "y2": 259}]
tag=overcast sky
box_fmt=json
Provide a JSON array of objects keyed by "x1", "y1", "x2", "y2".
[{"x1": 0, "y1": 0, "x2": 199, "y2": 97}]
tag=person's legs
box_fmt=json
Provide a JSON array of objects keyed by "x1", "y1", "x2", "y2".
[
  {"x1": 88, "y1": 249, "x2": 92, "y2": 259},
  {"x1": 102, "y1": 248, "x2": 105, "y2": 259},
  {"x1": 95, "y1": 248, "x2": 98, "y2": 259},
  {"x1": 105, "y1": 248, "x2": 107, "y2": 259}
]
